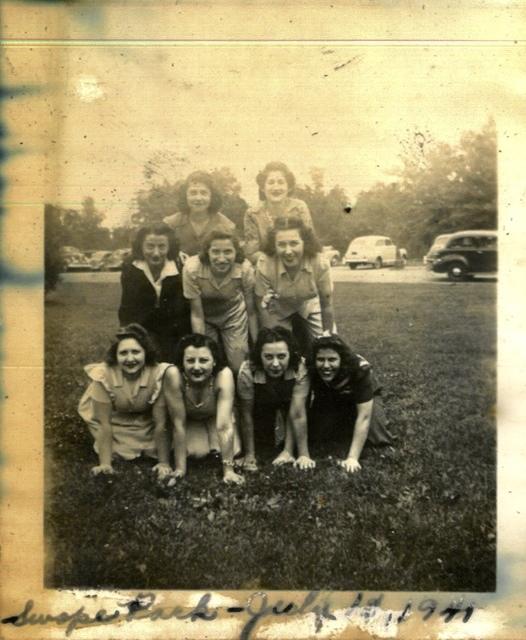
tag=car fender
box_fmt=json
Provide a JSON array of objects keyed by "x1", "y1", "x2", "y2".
[{"x1": 438, "y1": 253, "x2": 470, "y2": 267}]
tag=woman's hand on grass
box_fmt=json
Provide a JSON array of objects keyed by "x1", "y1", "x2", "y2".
[
  {"x1": 152, "y1": 463, "x2": 173, "y2": 480},
  {"x1": 166, "y1": 469, "x2": 185, "y2": 487},
  {"x1": 294, "y1": 455, "x2": 316, "y2": 470},
  {"x1": 90, "y1": 464, "x2": 115, "y2": 476},
  {"x1": 338, "y1": 457, "x2": 362, "y2": 473},
  {"x1": 272, "y1": 450, "x2": 295, "y2": 466},
  {"x1": 223, "y1": 468, "x2": 245, "y2": 485}
]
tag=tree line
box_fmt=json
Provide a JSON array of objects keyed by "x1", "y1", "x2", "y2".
[{"x1": 45, "y1": 119, "x2": 496, "y2": 291}]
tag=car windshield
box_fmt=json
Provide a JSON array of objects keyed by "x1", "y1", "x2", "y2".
[{"x1": 350, "y1": 238, "x2": 372, "y2": 247}]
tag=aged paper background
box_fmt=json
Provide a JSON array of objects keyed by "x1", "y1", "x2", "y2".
[{"x1": 1, "y1": 1, "x2": 525, "y2": 638}]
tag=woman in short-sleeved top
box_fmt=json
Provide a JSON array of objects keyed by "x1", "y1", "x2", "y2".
[
  {"x1": 255, "y1": 215, "x2": 335, "y2": 354},
  {"x1": 163, "y1": 171, "x2": 235, "y2": 258},
  {"x1": 78, "y1": 324, "x2": 173, "y2": 478},
  {"x1": 307, "y1": 335, "x2": 394, "y2": 473},
  {"x1": 183, "y1": 229, "x2": 258, "y2": 374},
  {"x1": 244, "y1": 161, "x2": 313, "y2": 264},
  {"x1": 237, "y1": 326, "x2": 314, "y2": 471}
]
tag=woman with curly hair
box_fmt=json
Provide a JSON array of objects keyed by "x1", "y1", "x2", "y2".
[
  {"x1": 182, "y1": 228, "x2": 258, "y2": 374},
  {"x1": 237, "y1": 326, "x2": 314, "y2": 471},
  {"x1": 254, "y1": 216, "x2": 335, "y2": 353},
  {"x1": 307, "y1": 335, "x2": 394, "y2": 473},
  {"x1": 78, "y1": 324, "x2": 174, "y2": 478},
  {"x1": 244, "y1": 161, "x2": 313, "y2": 264},
  {"x1": 118, "y1": 223, "x2": 191, "y2": 363},
  {"x1": 163, "y1": 170, "x2": 235, "y2": 258},
  {"x1": 161, "y1": 333, "x2": 244, "y2": 484}
]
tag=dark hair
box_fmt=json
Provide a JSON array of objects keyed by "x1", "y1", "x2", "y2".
[
  {"x1": 307, "y1": 334, "x2": 363, "y2": 382},
  {"x1": 131, "y1": 223, "x2": 180, "y2": 261},
  {"x1": 263, "y1": 215, "x2": 322, "y2": 258},
  {"x1": 199, "y1": 228, "x2": 245, "y2": 265},
  {"x1": 106, "y1": 323, "x2": 159, "y2": 366},
  {"x1": 256, "y1": 161, "x2": 296, "y2": 201},
  {"x1": 176, "y1": 171, "x2": 222, "y2": 216},
  {"x1": 174, "y1": 333, "x2": 226, "y2": 376},
  {"x1": 251, "y1": 326, "x2": 301, "y2": 372}
]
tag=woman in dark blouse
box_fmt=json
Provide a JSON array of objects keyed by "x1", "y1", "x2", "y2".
[
  {"x1": 307, "y1": 335, "x2": 394, "y2": 472},
  {"x1": 118, "y1": 223, "x2": 191, "y2": 362}
]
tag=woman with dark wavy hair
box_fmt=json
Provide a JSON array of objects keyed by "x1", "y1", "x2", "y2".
[
  {"x1": 119, "y1": 222, "x2": 191, "y2": 362},
  {"x1": 161, "y1": 333, "x2": 244, "y2": 484},
  {"x1": 244, "y1": 161, "x2": 313, "y2": 264},
  {"x1": 237, "y1": 326, "x2": 314, "y2": 470},
  {"x1": 307, "y1": 335, "x2": 394, "y2": 473},
  {"x1": 163, "y1": 170, "x2": 235, "y2": 257},
  {"x1": 255, "y1": 216, "x2": 335, "y2": 353},
  {"x1": 78, "y1": 324, "x2": 174, "y2": 478},
  {"x1": 182, "y1": 228, "x2": 258, "y2": 374}
]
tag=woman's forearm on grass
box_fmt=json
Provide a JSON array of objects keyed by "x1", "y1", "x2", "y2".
[
  {"x1": 153, "y1": 402, "x2": 171, "y2": 466},
  {"x1": 92, "y1": 401, "x2": 113, "y2": 466},
  {"x1": 172, "y1": 420, "x2": 187, "y2": 475},
  {"x1": 162, "y1": 367, "x2": 187, "y2": 474},
  {"x1": 347, "y1": 400, "x2": 373, "y2": 461},
  {"x1": 216, "y1": 370, "x2": 236, "y2": 463},
  {"x1": 289, "y1": 400, "x2": 310, "y2": 458},
  {"x1": 239, "y1": 401, "x2": 256, "y2": 458}
]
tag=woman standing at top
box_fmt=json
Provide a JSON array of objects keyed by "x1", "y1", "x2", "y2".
[
  {"x1": 163, "y1": 171, "x2": 235, "y2": 258},
  {"x1": 255, "y1": 216, "x2": 335, "y2": 354},
  {"x1": 244, "y1": 161, "x2": 313, "y2": 264},
  {"x1": 119, "y1": 223, "x2": 191, "y2": 363}
]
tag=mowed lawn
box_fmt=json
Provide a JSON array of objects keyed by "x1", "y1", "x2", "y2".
[{"x1": 45, "y1": 279, "x2": 496, "y2": 591}]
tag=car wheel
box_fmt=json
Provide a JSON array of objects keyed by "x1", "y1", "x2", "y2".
[
  {"x1": 447, "y1": 262, "x2": 468, "y2": 281},
  {"x1": 374, "y1": 257, "x2": 383, "y2": 269},
  {"x1": 349, "y1": 264, "x2": 357, "y2": 270}
]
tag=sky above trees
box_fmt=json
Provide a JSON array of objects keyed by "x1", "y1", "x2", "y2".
[{"x1": 9, "y1": 42, "x2": 519, "y2": 228}]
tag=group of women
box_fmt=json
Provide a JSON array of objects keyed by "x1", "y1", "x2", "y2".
[{"x1": 79, "y1": 162, "x2": 393, "y2": 483}]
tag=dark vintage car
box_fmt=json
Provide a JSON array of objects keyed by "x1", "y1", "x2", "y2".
[{"x1": 428, "y1": 230, "x2": 497, "y2": 281}]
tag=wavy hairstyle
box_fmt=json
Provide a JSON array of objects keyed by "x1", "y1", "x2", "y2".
[
  {"x1": 307, "y1": 334, "x2": 363, "y2": 383},
  {"x1": 106, "y1": 323, "x2": 159, "y2": 366},
  {"x1": 251, "y1": 326, "x2": 301, "y2": 373},
  {"x1": 174, "y1": 333, "x2": 226, "y2": 376},
  {"x1": 199, "y1": 228, "x2": 245, "y2": 265},
  {"x1": 263, "y1": 215, "x2": 322, "y2": 258},
  {"x1": 176, "y1": 171, "x2": 222, "y2": 216},
  {"x1": 131, "y1": 223, "x2": 180, "y2": 261},
  {"x1": 256, "y1": 161, "x2": 296, "y2": 201}
]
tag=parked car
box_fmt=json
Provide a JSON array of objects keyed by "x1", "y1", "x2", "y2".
[
  {"x1": 423, "y1": 233, "x2": 453, "y2": 265},
  {"x1": 88, "y1": 251, "x2": 114, "y2": 271},
  {"x1": 427, "y1": 230, "x2": 497, "y2": 281},
  {"x1": 63, "y1": 252, "x2": 91, "y2": 272},
  {"x1": 322, "y1": 245, "x2": 341, "y2": 266},
  {"x1": 105, "y1": 248, "x2": 131, "y2": 271},
  {"x1": 343, "y1": 235, "x2": 406, "y2": 269}
]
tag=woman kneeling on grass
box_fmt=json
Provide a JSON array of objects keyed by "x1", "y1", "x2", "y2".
[
  {"x1": 307, "y1": 335, "x2": 394, "y2": 473},
  {"x1": 160, "y1": 333, "x2": 244, "y2": 485},
  {"x1": 237, "y1": 326, "x2": 315, "y2": 471},
  {"x1": 78, "y1": 323, "x2": 173, "y2": 478}
]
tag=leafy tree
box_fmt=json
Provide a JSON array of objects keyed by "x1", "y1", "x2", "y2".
[
  {"x1": 352, "y1": 119, "x2": 497, "y2": 256},
  {"x1": 294, "y1": 168, "x2": 354, "y2": 252},
  {"x1": 44, "y1": 204, "x2": 66, "y2": 293}
]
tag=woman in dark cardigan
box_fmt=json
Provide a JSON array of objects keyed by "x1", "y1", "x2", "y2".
[{"x1": 119, "y1": 223, "x2": 191, "y2": 362}]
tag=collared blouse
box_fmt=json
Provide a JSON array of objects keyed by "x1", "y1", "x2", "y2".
[
  {"x1": 182, "y1": 255, "x2": 255, "y2": 321},
  {"x1": 254, "y1": 253, "x2": 332, "y2": 319}
]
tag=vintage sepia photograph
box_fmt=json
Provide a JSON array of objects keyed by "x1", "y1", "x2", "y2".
[
  {"x1": 41, "y1": 43, "x2": 499, "y2": 592},
  {"x1": 2, "y1": 2, "x2": 525, "y2": 639}
]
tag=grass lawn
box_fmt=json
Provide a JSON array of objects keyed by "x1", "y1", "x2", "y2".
[{"x1": 45, "y1": 279, "x2": 496, "y2": 591}]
